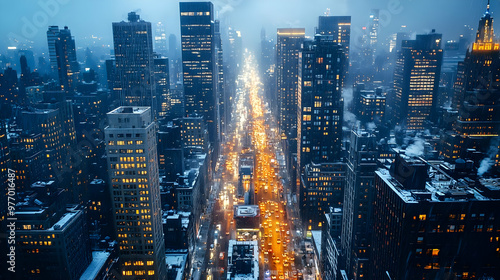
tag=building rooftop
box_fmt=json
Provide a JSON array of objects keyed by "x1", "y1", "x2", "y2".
[
  {"x1": 165, "y1": 253, "x2": 187, "y2": 280},
  {"x1": 377, "y1": 161, "x2": 498, "y2": 204},
  {"x1": 48, "y1": 211, "x2": 78, "y2": 231},
  {"x1": 227, "y1": 240, "x2": 259, "y2": 280},
  {"x1": 79, "y1": 251, "x2": 111, "y2": 280},
  {"x1": 108, "y1": 106, "x2": 150, "y2": 115},
  {"x1": 234, "y1": 205, "x2": 259, "y2": 218}
]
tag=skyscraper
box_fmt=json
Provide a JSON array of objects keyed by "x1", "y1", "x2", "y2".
[
  {"x1": 298, "y1": 35, "x2": 344, "y2": 168},
  {"x1": 317, "y1": 15, "x2": 351, "y2": 83},
  {"x1": 180, "y1": 2, "x2": 218, "y2": 148},
  {"x1": 105, "y1": 106, "x2": 166, "y2": 279},
  {"x1": 368, "y1": 9, "x2": 379, "y2": 64},
  {"x1": 113, "y1": 12, "x2": 157, "y2": 116},
  {"x1": 153, "y1": 56, "x2": 170, "y2": 117},
  {"x1": 47, "y1": 26, "x2": 60, "y2": 75},
  {"x1": 340, "y1": 130, "x2": 378, "y2": 280},
  {"x1": 276, "y1": 28, "x2": 305, "y2": 141},
  {"x1": 392, "y1": 30, "x2": 443, "y2": 130},
  {"x1": 443, "y1": 1, "x2": 500, "y2": 164},
  {"x1": 154, "y1": 22, "x2": 168, "y2": 54},
  {"x1": 297, "y1": 35, "x2": 346, "y2": 230},
  {"x1": 54, "y1": 26, "x2": 80, "y2": 94}
]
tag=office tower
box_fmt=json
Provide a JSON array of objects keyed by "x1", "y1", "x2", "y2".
[
  {"x1": 392, "y1": 30, "x2": 443, "y2": 130},
  {"x1": 340, "y1": 130, "x2": 378, "y2": 280},
  {"x1": 225, "y1": 26, "x2": 243, "y2": 126},
  {"x1": 277, "y1": 28, "x2": 305, "y2": 142},
  {"x1": 158, "y1": 123, "x2": 184, "y2": 181},
  {"x1": 154, "y1": 22, "x2": 168, "y2": 54},
  {"x1": 180, "y1": 2, "x2": 218, "y2": 148},
  {"x1": 153, "y1": 56, "x2": 170, "y2": 117},
  {"x1": 168, "y1": 34, "x2": 182, "y2": 85},
  {"x1": 300, "y1": 162, "x2": 345, "y2": 230},
  {"x1": 356, "y1": 88, "x2": 386, "y2": 124},
  {"x1": 181, "y1": 115, "x2": 209, "y2": 155},
  {"x1": 261, "y1": 28, "x2": 276, "y2": 117},
  {"x1": 368, "y1": 9, "x2": 379, "y2": 60},
  {"x1": 54, "y1": 26, "x2": 80, "y2": 94},
  {"x1": 443, "y1": 2, "x2": 500, "y2": 164},
  {"x1": 105, "y1": 106, "x2": 166, "y2": 279},
  {"x1": 113, "y1": 12, "x2": 157, "y2": 116},
  {"x1": 214, "y1": 20, "x2": 225, "y2": 140},
  {"x1": 453, "y1": 1, "x2": 499, "y2": 112},
  {"x1": 16, "y1": 203, "x2": 92, "y2": 280},
  {"x1": 9, "y1": 133, "x2": 45, "y2": 192},
  {"x1": 20, "y1": 108, "x2": 65, "y2": 178},
  {"x1": 317, "y1": 15, "x2": 351, "y2": 83},
  {"x1": 298, "y1": 35, "x2": 344, "y2": 168},
  {"x1": 47, "y1": 26, "x2": 60, "y2": 74},
  {"x1": 371, "y1": 152, "x2": 500, "y2": 279}
]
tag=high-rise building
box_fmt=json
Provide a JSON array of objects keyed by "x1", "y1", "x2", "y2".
[
  {"x1": 443, "y1": 2, "x2": 500, "y2": 164},
  {"x1": 104, "y1": 106, "x2": 166, "y2": 279},
  {"x1": 453, "y1": 1, "x2": 499, "y2": 112},
  {"x1": 371, "y1": 152, "x2": 500, "y2": 279},
  {"x1": 47, "y1": 26, "x2": 60, "y2": 74},
  {"x1": 154, "y1": 22, "x2": 168, "y2": 54},
  {"x1": 298, "y1": 35, "x2": 344, "y2": 169},
  {"x1": 392, "y1": 30, "x2": 443, "y2": 130},
  {"x1": 180, "y1": 2, "x2": 218, "y2": 148},
  {"x1": 277, "y1": 28, "x2": 305, "y2": 142},
  {"x1": 214, "y1": 20, "x2": 225, "y2": 140},
  {"x1": 340, "y1": 130, "x2": 378, "y2": 280},
  {"x1": 368, "y1": 9, "x2": 379, "y2": 58},
  {"x1": 317, "y1": 15, "x2": 351, "y2": 83},
  {"x1": 153, "y1": 56, "x2": 170, "y2": 117},
  {"x1": 300, "y1": 162, "x2": 345, "y2": 230},
  {"x1": 54, "y1": 26, "x2": 80, "y2": 94},
  {"x1": 113, "y1": 12, "x2": 157, "y2": 116}
]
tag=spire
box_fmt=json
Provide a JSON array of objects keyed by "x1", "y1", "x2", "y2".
[{"x1": 487, "y1": 0, "x2": 490, "y2": 13}]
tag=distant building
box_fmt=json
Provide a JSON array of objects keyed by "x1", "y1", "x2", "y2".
[
  {"x1": 392, "y1": 30, "x2": 443, "y2": 130},
  {"x1": 112, "y1": 12, "x2": 157, "y2": 116},
  {"x1": 356, "y1": 88, "x2": 386, "y2": 124}
]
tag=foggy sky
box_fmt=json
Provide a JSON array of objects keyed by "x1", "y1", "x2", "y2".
[{"x1": 0, "y1": 0, "x2": 495, "y2": 58}]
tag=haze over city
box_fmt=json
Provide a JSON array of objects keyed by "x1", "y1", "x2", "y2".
[{"x1": 1, "y1": 1, "x2": 499, "y2": 280}]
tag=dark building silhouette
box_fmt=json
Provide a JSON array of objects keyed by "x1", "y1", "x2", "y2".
[
  {"x1": 443, "y1": 2, "x2": 500, "y2": 165},
  {"x1": 340, "y1": 130, "x2": 378, "y2": 280},
  {"x1": 371, "y1": 152, "x2": 500, "y2": 279},
  {"x1": 298, "y1": 35, "x2": 344, "y2": 168},
  {"x1": 180, "y1": 2, "x2": 219, "y2": 149},
  {"x1": 112, "y1": 12, "x2": 157, "y2": 116},
  {"x1": 317, "y1": 15, "x2": 351, "y2": 84}
]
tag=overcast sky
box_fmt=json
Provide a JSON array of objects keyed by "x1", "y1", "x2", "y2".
[{"x1": 0, "y1": 0, "x2": 495, "y2": 58}]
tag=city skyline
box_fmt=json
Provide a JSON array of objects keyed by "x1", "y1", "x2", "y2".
[{"x1": 1, "y1": 1, "x2": 499, "y2": 280}]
